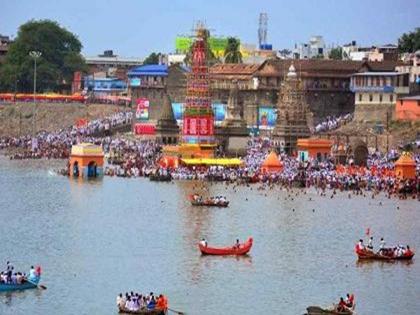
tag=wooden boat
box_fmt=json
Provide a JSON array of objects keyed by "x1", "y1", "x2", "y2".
[
  {"x1": 0, "y1": 279, "x2": 39, "y2": 292},
  {"x1": 199, "y1": 237, "x2": 253, "y2": 255},
  {"x1": 306, "y1": 306, "x2": 353, "y2": 315},
  {"x1": 190, "y1": 200, "x2": 229, "y2": 207},
  {"x1": 118, "y1": 306, "x2": 166, "y2": 315},
  {"x1": 355, "y1": 247, "x2": 415, "y2": 261},
  {"x1": 149, "y1": 174, "x2": 171, "y2": 182}
]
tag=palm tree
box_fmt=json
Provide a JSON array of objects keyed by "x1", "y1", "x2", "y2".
[{"x1": 224, "y1": 37, "x2": 242, "y2": 64}]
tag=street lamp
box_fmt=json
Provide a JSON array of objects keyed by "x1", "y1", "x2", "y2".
[{"x1": 29, "y1": 50, "x2": 42, "y2": 135}]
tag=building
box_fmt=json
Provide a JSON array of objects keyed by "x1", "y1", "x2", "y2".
[
  {"x1": 0, "y1": 34, "x2": 12, "y2": 64},
  {"x1": 128, "y1": 64, "x2": 189, "y2": 122},
  {"x1": 84, "y1": 75, "x2": 127, "y2": 95},
  {"x1": 395, "y1": 95, "x2": 420, "y2": 121},
  {"x1": 342, "y1": 41, "x2": 358, "y2": 60},
  {"x1": 297, "y1": 138, "x2": 333, "y2": 161},
  {"x1": 348, "y1": 45, "x2": 398, "y2": 62},
  {"x1": 350, "y1": 71, "x2": 410, "y2": 123},
  {"x1": 273, "y1": 63, "x2": 310, "y2": 153},
  {"x1": 69, "y1": 143, "x2": 104, "y2": 179},
  {"x1": 84, "y1": 50, "x2": 143, "y2": 80},
  {"x1": 293, "y1": 36, "x2": 329, "y2": 59},
  {"x1": 396, "y1": 50, "x2": 420, "y2": 94}
]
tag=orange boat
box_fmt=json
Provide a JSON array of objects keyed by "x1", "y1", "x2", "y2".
[
  {"x1": 355, "y1": 246, "x2": 414, "y2": 261},
  {"x1": 199, "y1": 238, "x2": 253, "y2": 255}
]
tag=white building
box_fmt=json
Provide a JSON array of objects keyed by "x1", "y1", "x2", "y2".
[{"x1": 293, "y1": 36, "x2": 328, "y2": 59}]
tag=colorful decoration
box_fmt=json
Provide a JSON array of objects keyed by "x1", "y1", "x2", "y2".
[{"x1": 182, "y1": 27, "x2": 215, "y2": 145}]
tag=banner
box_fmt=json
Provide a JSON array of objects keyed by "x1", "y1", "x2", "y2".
[
  {"x1": 172, "y1": 103, "x2": 184, "y2": 121},
  {"x1": 130, "y1": 78, "x2": 141, "y2": 87},
  {"x1": 212, "y1": 103, "x2": 226, "y2": 124},
  {"x1": 136, "y1": 98, "x2": 149, "y2": 120},
  {"x1": 258, "y1": 106, "x2": 277, "y2": 130}
]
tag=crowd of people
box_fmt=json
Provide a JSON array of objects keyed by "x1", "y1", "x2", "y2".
[
  {"x1": 0, "y1": 111, "x2": 132, "y2": 159},
  {"x1": 117, "y1": 291, "x2": 168, "y2": 312},
  {"x1": 0, "y1": 262, "x2": 40, "y2": 285},
  {"x1": 1, "y1": 117, "x2": 419, "y2": 199},
  {"x1": 313, "y1": 113, "x2": 353, "y2": 134}
]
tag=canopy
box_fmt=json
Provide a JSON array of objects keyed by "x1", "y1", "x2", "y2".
[
  {"x1": 180, "y1": 158, "x2": 243, "y2": 167},
  {"x1": 261, "y1": 151, "x2": 283, "y2": 173}
]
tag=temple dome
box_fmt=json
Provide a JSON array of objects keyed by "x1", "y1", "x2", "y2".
[{"x1": 287, "y1": 63, "x2": 297, "y2": 77}]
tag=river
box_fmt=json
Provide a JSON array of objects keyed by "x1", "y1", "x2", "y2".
[{"x1": 0, "y1": 156, "x2": 419, "y2": 315}]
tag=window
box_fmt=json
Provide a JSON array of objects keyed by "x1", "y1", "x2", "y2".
[
  {"x1": 358, "y1": 94, "x2": 362, "y2": 102},
  {"x1": 369, "y1": 94, "x2": 373, "y2": 102},
  {"x1": 390, "y1": 94, "x2": 394, "y2": 102},
  {"x1": 379, "y1": 94, "x2": 383, "y2": 103}
]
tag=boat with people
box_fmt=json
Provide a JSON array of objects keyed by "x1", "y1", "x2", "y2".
[
  {"x1": 0, "y1": 264, "x2": 43, "y2": 292},
  {"x1": 199, "y1": 237, "x2": 253, "y2": 255},
  {"x1": 116, "y1": 292, "x2": 170, "y2": 315},
  {"x1": 355, "y1": 238, "x2": 415, "y2": 261},
  {"x1": 306, "y1": 294, "x2": 355, "y2": 315},
  {"x1": 355, "y1": 247, "x2": 414, "y2": 261},
  {"x1": 149, "y1": 173, "x2": 172, "y2": 182},
  {"x1": 118, "y1": 307, "x2": 166, "y2": 315},
  {"x1": 306, "y1": 306, "x2": 353, "y2": 315},
  {"x1": 189, "y1": 194, "x2": 229, "y2": 207}
]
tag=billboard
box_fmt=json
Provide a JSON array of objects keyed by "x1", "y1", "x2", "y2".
[
  {"x1": 175, "y1": 37, "x2": 193, "y2": 53},
  {"x1": 212, "y1": 103, "x2": 226, "y2": 124},
  {"x1": 136, "y1": 98, "x2": 149, "y2": 120},
  {"x1": 171, "y1": 103, "x2": 226, "y2": 125},
  {"x1": 175, "y1": 36, "x2": 232, "y2": 57},
  {"x1": 130, "y1": 78, "x2": 141, "y2": 87},
  {"x1": 172, "y1": 103, "x2": 184, "y2": 121},
  {"x1": 258, "y1": 106, "x2": 276, "y2": 130}
]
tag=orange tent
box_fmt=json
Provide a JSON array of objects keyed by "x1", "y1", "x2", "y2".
[
  {"x1": 261, "y1": 151, "x2": 283, "y2": 173},
  {"x1": 395, "y1": 153, "x2": 416, "y2": 179}
]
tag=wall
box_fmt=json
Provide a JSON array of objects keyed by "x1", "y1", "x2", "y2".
[
  {"x1": 396, "y1": 99, "x2": 420, "y2": 121},
  {"x1": 354, "y1": 92, "x2": 395, "y2": 122}
]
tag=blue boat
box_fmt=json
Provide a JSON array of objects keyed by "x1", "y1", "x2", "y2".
[{"x1": 0, "y1": 277, "x2": 40, "y2": 292}]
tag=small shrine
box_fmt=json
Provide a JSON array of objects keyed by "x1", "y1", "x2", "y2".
[
  {"x1": 69, "y1": 143, "x2": 104, "y2": 178},
  {"x1": 219, "y1": 80, "x2": 248, "y2": 155},
  {"x1": 155, "y1": 92, "x2": 179, "y2": 145},
  {"x1": 395, "y1": 152, "x2": 416, "y2": 179},
  {"x1": 261, "y1": 151, "x2": 283, "y2": 173},
  {"x1": 297, "y1": 138, "x2": 332, "y2": 162}
]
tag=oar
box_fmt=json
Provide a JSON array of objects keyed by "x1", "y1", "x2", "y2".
[
  {"x1": 168, "y1": 307, "x2": 185, "y2": 315},
  {"x1": 25, "y1": 278, "x2": 47, "y2": 290}
]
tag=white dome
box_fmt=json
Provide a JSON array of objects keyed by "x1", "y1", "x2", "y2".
[{"x1": 287, "y1": 63, "x2": 297, "y2": 77}]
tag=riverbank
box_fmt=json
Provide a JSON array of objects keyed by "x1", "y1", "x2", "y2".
[{"x1": 0, "y1": 102, "x2": 127, "y2": 137}]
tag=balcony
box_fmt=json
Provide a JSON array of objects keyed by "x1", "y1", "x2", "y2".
[{"x1": 350, "y1": 85, "x2": 394, "y2": 93}]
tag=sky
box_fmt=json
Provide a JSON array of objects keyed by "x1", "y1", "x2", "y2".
[{"x1": 1, "y1": 0, "x2": 419, "y2": 58}]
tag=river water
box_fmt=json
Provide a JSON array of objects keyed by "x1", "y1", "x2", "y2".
[{"x1": 0, "y1": 156, "x2": 419, "y2": 315}]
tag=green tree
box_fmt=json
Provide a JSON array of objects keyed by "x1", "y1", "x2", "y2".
[
  {"x1": 143, "y1": 52, "x2": 162, "y2": 65},
  {"x1": 224, "y1": 37, "x2": 242, "y2": 63},
  {"x1": 0, "y1": 19, "x2": 86, "y2": 93},
  {"x1": 398, "y1": 28, "x2": 420, "y2": 53},
  {"x1": 329, "y1": 47, "x2": 343, "y2": 60}
]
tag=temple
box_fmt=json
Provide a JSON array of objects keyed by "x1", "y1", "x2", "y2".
[{"x1": 273, "y1": 63, "x2": 310, "y2": 153}]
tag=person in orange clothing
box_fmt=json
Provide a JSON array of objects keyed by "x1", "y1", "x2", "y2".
[
  {"x1": 156, "y1": 295, "x2": 165, "y2": 309},
  {"x1": 156, "y1": 294, "x2": 168, "y2": 310}
]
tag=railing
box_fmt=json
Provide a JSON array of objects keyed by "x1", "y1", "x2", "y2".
[
  {"x1": 211, "y1": 82, "x2": 254, "y2": 90},
  {"x1": 350, "y1": 85, "x2": 394, "y2": 93}
]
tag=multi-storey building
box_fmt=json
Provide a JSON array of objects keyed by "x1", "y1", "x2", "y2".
[{"x1": 350, "y1": 71, "x2": 410, "y2": 122}]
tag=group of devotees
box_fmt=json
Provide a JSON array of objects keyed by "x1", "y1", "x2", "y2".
[{"x1": 0, "y1": 110, "x2": 419, "y2": 199}]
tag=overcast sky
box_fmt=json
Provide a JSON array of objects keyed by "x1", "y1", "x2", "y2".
[{"x1": 1, "y1": 0, "x2": 419, "y2": 57}]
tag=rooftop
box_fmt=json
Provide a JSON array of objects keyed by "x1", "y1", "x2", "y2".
[{"x1": 353, "y1": 72, "x2": 408, "y2": 76}]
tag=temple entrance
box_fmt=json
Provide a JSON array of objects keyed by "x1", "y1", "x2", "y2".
[
  {"x1": 73, "y1": 161, "x2": 79, "y2": 177},
  {"x1": 87, "y1": 161, "x2": 97, "y2": 178},
  {"x1": 354, "y1": 144, "x2": 368, "y2": 166}
]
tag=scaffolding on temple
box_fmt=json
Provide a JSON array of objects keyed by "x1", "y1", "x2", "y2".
[{"x1": 182, "y1": 24, "x2": 215, "y2": 146}]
